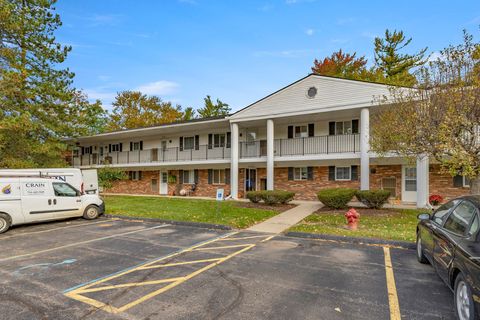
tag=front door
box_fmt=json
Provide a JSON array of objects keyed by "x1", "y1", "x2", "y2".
[
  {"x1": 402, "y1": 166, "x2": 417, "y2": 203},
  {"x1": 245, "y1": 169, "x2": 257, "y2": 192},
  {"x1": 160, "y1": 171, "x2": 168, "y2": 195}
]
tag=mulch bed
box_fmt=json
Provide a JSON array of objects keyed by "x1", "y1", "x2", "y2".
[
  {"x1": 314, "y1": 207, "x2": 402, "y2": 217},
  {"x1": 234, "y1": 202, "x2": 296, "y2": 213}
]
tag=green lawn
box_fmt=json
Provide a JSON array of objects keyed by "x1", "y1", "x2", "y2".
[
  {"x1": 104, "y1": 195, "x2": 281, "y2": 229},
  {"x1": 289, "y1": 208, "x2": 428, "y2": 242}
]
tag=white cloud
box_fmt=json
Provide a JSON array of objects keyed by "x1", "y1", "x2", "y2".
[
  {"x1": 86, "y1": 14, "x2": 123, "y2": 27},
  {"x1": 97, "y1": 75, "x2": 111, "y2": 82},
  {"x1": 427, "y1": 51, "x2": 445, "y2": 63},
  {"x1": 305, "y1": 28, "x2": 314, "y2": 36},
  {"x1": 336, "y1": 17, "x2": 356, "y2": 25},
  {"x1": 178, "y1": 0, "x2": 197, "y2": 4},
  {"x1": 135, "y1": 80, "x2": 179, "y2": 96},
  {"x1": 285, "y1": 0, "x2": 316, "y2": 4},
  {"x1": 84, "y1": 89, "x2": 117, "y2": 106},
  {"x1": 259, "y1": 4, "x2": 274, "y2": 12},
  {"x1": 361, "y1": 31, "x2": 377, "y2": 39}
]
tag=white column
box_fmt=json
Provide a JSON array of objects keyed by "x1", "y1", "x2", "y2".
[
  {"x1": 230, "y1": 122, "x2": 239, "y2": 199},
  {"x1": 360, "y1": 108, "x2": 370, "y2": 190},
  {"x1": 267, "y1": 119, "x2": 275, "y2": 190},
  {"x1": 416, "y1": 156, "x2": 429, "y2": 208}
]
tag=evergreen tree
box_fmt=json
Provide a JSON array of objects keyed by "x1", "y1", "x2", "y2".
[
  {"x1": 0, "y1": 0, "x2": 106, "y2": 168},
  {"x1": 197, "y1": 95, "x2": 230, "y2": 118},
  {"x1": 374, "y1": 29, "x2": 428, "y2": 86}
]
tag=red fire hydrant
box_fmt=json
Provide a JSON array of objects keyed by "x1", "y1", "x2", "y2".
[{"x1": 345, "y1": 208, "x2": 360, "y2": 230}]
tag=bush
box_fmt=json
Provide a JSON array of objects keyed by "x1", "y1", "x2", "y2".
[
  {"x1": 246, "y1": 191, "x2": 262, "y2": 203},
  {"x1": 355, "y1": 190, "x2": 391, "y2": 209},
  {"x1": 98, "y1": 167, "x2": 128, "y2": 190},
  {"x1": 317, "y1": 188, "x2": 356, "y2": 209},
  {"x1": 246, "y1": 190, "x2": 295, "y2": 205}
]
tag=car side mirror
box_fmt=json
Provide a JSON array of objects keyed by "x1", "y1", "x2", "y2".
[{"x1": 417, "y1": 213, "x2": 431, "y2": 220}]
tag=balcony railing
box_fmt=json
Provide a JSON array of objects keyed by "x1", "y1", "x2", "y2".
[
  {"x1": 73, "y1": 145, "x2": 232, "y2": 167},
  {"x1": 240, "y1": 134, "x2": 360, "y2": 158},
  {"x1": 73, "y1": 134, "x2": 360, "y2": 166}
]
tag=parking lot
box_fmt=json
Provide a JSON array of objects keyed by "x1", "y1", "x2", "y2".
[{"x1": 0, "y1": 217, "x2": 455, "y2": 320}]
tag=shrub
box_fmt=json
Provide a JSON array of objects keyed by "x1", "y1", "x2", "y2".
[
  {"x1": 429, "y1": 194, "x2": 443, "y2": 206},
  {"x1": 246, "y1": 191, "x2": 262, "y2": 203},
  {"x1": 317, "y1": 188, "x2": 356, "y2": 209},
  {"x1": 355, "y1": 190, "x2": 391, "y2": 209},
  {"x1": 97, "y1": 167, "x2": 128, "y2": 190},
  {"x1": 246, "y1": 190, "x2": 295, "y2": 205}
]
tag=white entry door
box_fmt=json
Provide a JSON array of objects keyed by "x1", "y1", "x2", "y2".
[
  {"x1": 160, "y1": 171, "x2": 168, "y2": 195},
  {"x1": 402, "y1": 166, "x2": 417, "y2": 202}
]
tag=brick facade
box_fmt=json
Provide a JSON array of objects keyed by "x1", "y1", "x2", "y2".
[{"x1": 105, "y1": 164, "x2": 470, "y2": 202}]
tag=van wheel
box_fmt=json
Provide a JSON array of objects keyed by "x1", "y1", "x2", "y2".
[
  {"x1": 0, "y1": 213, "x2": 11, "y2": 234},
  {"x1": 83, "y1": 205, "x2": 100, "y2": 220}
]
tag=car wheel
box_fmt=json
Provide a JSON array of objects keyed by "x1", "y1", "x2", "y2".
[
  {"x1": 416, "y1": 233, "x2": 428, "y2": 264},
  {"x1": 0, "y1": 213, "x2": 11, "y2": 234},
  {"x1": 455, "y1": 274, "x2": 476, "y2": 320},
  {"x1": 83, "y1": 205, "x2": 100, "y2": 220}
]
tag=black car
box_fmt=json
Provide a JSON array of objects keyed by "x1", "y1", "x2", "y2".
[{"x1": 417, "y1": 196, "x2": 480, "y2": 320}]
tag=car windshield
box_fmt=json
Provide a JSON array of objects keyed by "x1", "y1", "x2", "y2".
[{"x1": 443, "y1": 200, "x2": 477, "y2": 235}]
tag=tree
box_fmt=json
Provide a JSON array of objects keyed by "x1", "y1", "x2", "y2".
[
  {"x1": 107, "y1": 91, "x2": 185, "y2": 130},
  {"x1": 181, "y1": 107, "x2": 196, "y2": 121},
  {"x1": 197, "y1": 95, "x2": 230, "y2": 118},
  {"x1": 311, "y1": 49, "x2": 378, "y2": 81},
  {"x1": 370, "y1": 30, "x2": 480, "y2": 193},
  {"x1": 0, "y1": 0, "x2": 107, "y2": 168},
  {"x1": 374, "y1": 29, "x2": 428, "y2": 86}
]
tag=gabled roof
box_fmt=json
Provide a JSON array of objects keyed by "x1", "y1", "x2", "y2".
[{"x1": 229, "y1": 73, "x2": 396, "y2": 121}]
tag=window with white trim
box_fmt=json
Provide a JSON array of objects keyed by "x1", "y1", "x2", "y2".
[
  {"x1": 294, "y1": 167, "x2": 308, "y2": 181},
  {"x1": 132, "y1": 142, "x2": 141, "y2": 151},
  {"x1": 182, "y1": 137, "x2": 195, "y2": 150},
  {"x1": 335, "y1": 121, "x2": 352, "y2": 135},
  {"x1": 212, "y1": 169, "x2": 225, "y2": 184},
  {"x1": 294, "y1": 126, "x2": 308, "y2": 138},
  {"x1": 464, "y1": 176, "x2": 471, "y2": 187},
  {"x1": 111, "y1": 144, "x2": 120, "y2": 152},
  {"x1": 213, "y1": 134, "x2": 226, "y2": 148},
  {"x1": 182, "y1": 170, "x2": 194, "y2": 184},
  {"x1": 335, "y1": 167, "x2": 351, "y2": 181}
]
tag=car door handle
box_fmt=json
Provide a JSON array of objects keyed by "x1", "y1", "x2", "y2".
[
  {"x1": 48, "y1": 199, "x2": 52, "y2": 205},
  {"x1": 53, "y1": 199, "x2": 57, "y2": 205},
  {"x1": 76, "y1": 199, "x2": 81, "y2": 203}
]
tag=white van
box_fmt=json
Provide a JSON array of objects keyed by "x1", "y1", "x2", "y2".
[
  {"x1": 0, "y1": 177, "x2": 104, "y2": 233},
  {"x1": 0, "y1": 168, "x2": 99, "y2": 195}
]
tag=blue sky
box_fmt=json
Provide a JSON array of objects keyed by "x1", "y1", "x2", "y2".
[{"x1": 55, "y1": 0, "x2": 480, "y2": 112}]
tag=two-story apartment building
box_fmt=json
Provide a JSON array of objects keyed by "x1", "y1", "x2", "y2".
[{"x1": 72, "y1": 74, "x2": 471, "y2": 207}]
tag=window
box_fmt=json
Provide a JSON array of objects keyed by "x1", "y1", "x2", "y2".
[
  {"x1": 444, "y1": 200, "x2": 477, "y2": 235},
  {"x1": 335, "y1": 167, "x2": 351, "y2": 181},
  {"x1": 382, "y1": 177, "x2": 396, "y2": 197},
  {"x1": 294, "y1": 167, "x2": 308, "y2": 181},
  {"x1": 212, "y1": 169, "x2": 226, "y2": 184},
  {"x1": 464, "y1": 176, "x2": 471, "y2": 187},
  {"x1": 53, "y1": 182, "x2": 78, "y2": 197},
  {"x1": 469, "y1": 215, "x2": 479, "y2": 235},
  {"x1": 129, "y1": 171, "x2": 142, "y2": 181},
  {"x1": 182, "y1": 170, "x2": 194, "y2": 184},
  {"x1": 132, "y1": 142, "x2": 141, "y2": 151},
  {"x1": 246, "y1": 131, "x2": 257, "y2": 145},
  {"x1": 329, "y1": 120, "x2": 359, "y2": 135},
  {"x1": 111, "y1": 144, "x2": 120, "y2": 152},
  {"x1": 432, "y1": 200, "x2": 459, "y2": 225},
  {"x1": 404, "y1": 167, "x2": 417, "y2": 192},
  {"x1": 183, "y1": 137, "x2": 195, "y2": 150},
  {"x1": 294, "y1": 126, "x2": 308, "y2": 138},
  {"x1": 213, "y1": 134, "x2": 226, "y2": 147}
]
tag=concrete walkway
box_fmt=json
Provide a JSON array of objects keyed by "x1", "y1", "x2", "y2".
[{"x1": 247, "y1": 201, "x2": 322, "y2": 234}]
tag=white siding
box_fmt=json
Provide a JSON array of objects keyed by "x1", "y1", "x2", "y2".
[{"x1": 230, "y1": 75, "x2": 393, "y2": 121}]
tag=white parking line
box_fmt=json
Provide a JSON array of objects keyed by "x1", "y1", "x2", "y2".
[
  {"x1": 0, "y1": 219, "x2": 116, "y2": 240},
  {"x1": 0, "y1": 224, "x2": 170, "y2": 263}
]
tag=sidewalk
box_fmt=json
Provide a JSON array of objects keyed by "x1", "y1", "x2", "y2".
[{"x1": 247, "y1": 201, "x2": 323, "y2": 234}]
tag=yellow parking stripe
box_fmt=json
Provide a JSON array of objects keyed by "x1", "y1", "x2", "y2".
[
  {"x1": 116, "y1": 244, "x2": 256, "y2": 313},
  {"x1": 193, "y1": 244, "x2": 251, "y2": 251},
  {"x1": 218, "y1": 235, "x2": 270, "y2": 241},
  {"x1": 383, "y1": 247, "x2": 401, "y2": 320},
  {"x1": 138, "y1": 258, "x2": 221, "y2": 270},
  {"x1": 65, "y1": 232, "x2": 273, "y2": 314},
  {"x1": 78, "y1": 277, "x2": 184, "y2": 293}
]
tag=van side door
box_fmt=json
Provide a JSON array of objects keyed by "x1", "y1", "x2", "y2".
[
  {"x1": 51, "y1": 182, "x2": 83, "y2": 217},
  {"x1": 21, "y1": 180, "x2": 56, "y2": 221}
]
